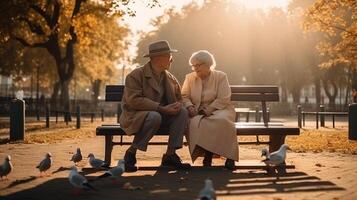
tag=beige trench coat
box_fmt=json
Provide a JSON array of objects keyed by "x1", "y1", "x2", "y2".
[
  {"x1": 181, "y1": 70, "x2": 238, "y2": 162},
  {"x1": 119, "y1": 62, "x2": 182, "y2": 135}
]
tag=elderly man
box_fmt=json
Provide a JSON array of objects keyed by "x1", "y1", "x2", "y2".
[{"x1": 119, "y1": 40, "x2": 190, "y2": 172}]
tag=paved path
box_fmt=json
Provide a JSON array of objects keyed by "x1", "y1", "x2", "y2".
[{"x1": 0, "y1": 136, "x2": 356, "y2": 200}]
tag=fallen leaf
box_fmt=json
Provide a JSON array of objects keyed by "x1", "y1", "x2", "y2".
[{"x1": 315, "y1": 163, "x2": 325, "y2": 167}]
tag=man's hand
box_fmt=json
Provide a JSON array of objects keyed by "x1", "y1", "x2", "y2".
[
  {"x1": 187, "y1": 105, "x2": 198, "y2": 118},
  {"x1": 158, "y1": 102, "x2": 182, "y2": 115}
]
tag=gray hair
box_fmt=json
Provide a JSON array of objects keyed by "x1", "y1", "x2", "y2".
[{"x1": 189, "y1": 50, "x2": 216, "y2": 69}]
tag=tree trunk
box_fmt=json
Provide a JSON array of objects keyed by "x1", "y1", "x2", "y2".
[
  {"x1": 280, "y1": 80, "x2": 288, "y2": 103},
  {"x1": 51, "y1": 81, "x2": 60, "y2": 110},
  {"x1": 314, "y1": 77, "x2": 321, "y2": 109},
  {"x1": 60, "y1": 79, "x2": 71, "y2": 121},
  {"x1": 322, "y1": 79, "x2": 338, "y2": 111},
  {"x1": 291, "y1": 86, "x2": 301, "y2": 104},
  {"x1": 92, "y1": 79, "x2": 101, "y2": 111},
  {"x1": 352, "y1": 68, "x2": 357, "y2": 103}
]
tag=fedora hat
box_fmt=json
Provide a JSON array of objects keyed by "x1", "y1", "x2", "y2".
[{"x1": 143, "y1": 40, "x2": 178, "y2": 57}]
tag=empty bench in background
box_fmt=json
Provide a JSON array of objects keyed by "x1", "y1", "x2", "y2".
[{"x1": 96, "y1": 85, "x2": 300, "y2": 170}]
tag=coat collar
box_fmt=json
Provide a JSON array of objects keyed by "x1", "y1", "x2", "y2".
[
  {"x1": 142, "y1": 62, "x2": 176, "y2": 103},
  {"x1": 143, "y1": 62, "x2": 165, "y2": 94}
]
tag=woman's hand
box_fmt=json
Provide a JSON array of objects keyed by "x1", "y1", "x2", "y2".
[
  {"x1": 198, "y1": 106, "x2": 214, "y2": 117},
  {"x1": 187, "y1": 105, "x2": 198, "y2": 118}
]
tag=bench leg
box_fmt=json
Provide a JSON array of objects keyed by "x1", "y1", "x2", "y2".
[
  {"x1": 104, "y1": 135, "x2": 113, "y2": 166},
  {"x1": 269, "y1": 134, "x2": 287, "y2": 174},
  {"x1": 269, "y1": 134, "x2": 286, "y2": 152}
]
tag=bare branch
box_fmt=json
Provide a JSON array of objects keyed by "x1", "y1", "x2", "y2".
[
  {"x1": 317, "y1": 18, "x2": 357, "y2": 37},
  {"x1": 72, "y1": 0, "x2": 86, "y2": 18},
  {"x1": 30, "y1": 4, "x2": 52, "y2": 27},
  {"x1": 20, "y1": 17, "x2": 45, "y2": 35},
  {"x1": 15, "y1": 37, "x2": 47, "y2": 48},
  {"x1": 50, "y1": 0, "x2": 61, "y2": 27}
]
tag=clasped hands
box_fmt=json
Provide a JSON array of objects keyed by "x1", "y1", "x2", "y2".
[
  {"x1": 158, "y1": 102, "x2": 182, "y2": 115},
  {"x1": 187, "y1": 105, "x2": 212, "y2": 118}
]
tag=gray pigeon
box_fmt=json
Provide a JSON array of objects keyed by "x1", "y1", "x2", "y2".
[
  {"x1": 199, "y1": 178, "x2": 216, "y2": 200},
  {"x1": 261, "y1": 148, "x2": 269, "y2": 159},
  {"x1": 70, "y1": 148, "x2": 82, "y2": 165},
  {"x1": 262, "y1": 144, "x2": 290, "y2": 166},
  {"x1": 36, "y1": 152, "x2": 52, "y2": 176},
  {"x1": 97, "y1": 159, "x2": 125, "y2": 181},
  {"x1": 87, "y1": 153, "x2": 106, "y2": 169},
  {"x1": 0, "y1": 155, "x2": 13, "y2": 180},
  {"x1": 69, "y1": 166, "x2": 96, "y2": 191}
]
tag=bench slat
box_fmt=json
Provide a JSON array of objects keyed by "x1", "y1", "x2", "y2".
[
  {"x1": 105, "y1": 93, "x2": 123, "y2": 101},
  {"x1": 106, "y1": 85, "x2": 124, "y2": 93},
  {"x1": 96, "y1": 124, "x2": 299, "y2": 136},
  {"x1": 96, "y1": 125, "x2": 170, "y2": 136},
  {"x1": 230, "y1": 85, "x2": 278, "y2": 93},
  {"x1": 231, "y1": 94, "x2": 279, "y2": 101}
]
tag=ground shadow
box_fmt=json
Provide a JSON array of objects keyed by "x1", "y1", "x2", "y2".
[{"x1": 1, "y1": 167, "x2": 345, "y2": 200}]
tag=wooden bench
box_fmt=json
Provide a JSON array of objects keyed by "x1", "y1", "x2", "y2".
[{"x1": 96, "y1": 85, "x2": 300, "y2": 167}]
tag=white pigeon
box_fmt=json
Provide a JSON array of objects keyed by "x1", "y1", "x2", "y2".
[
  {"x1": 0, "y1": 155, "x2": 13, "y2": 180},
  {"x1": 70, "y1": 148, "x2": 82, "y2": 165},
  {"x1": 36, "y1": 152, "x2": 52, "y2": 176},
  {"x1": 262, "y1": 144, "x2": 290, "y2": 166},
  {"x1": 199, "y1": 178, "x2": 216, "y2": 200},
  {"x1": 69, "y1": 166, "x2": 96, "y2": 191},
  {"x1": 87, "y1": 153, "x2": 106, "y2": 169},
  {"x1": 97, "y1": 159, "x2": 125, "y2": 182}
]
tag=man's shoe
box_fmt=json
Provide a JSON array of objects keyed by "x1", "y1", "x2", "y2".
[
  {"x1": 203, "y1": 151, "x2": 213, "y2": 167},
  {"x1": 124, "y1": 150, "x2": 137, "y2": 172},
  {"x1": 161, "y1": 153, "x2": 191, "y2": 170},
  {"x1": 224, "y1": 159, "x2": 236, "y2": 170}
]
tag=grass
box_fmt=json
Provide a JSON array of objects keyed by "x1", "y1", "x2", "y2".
[{"x1": 0, "y1": 118, "x2": 116, "y2": 144}]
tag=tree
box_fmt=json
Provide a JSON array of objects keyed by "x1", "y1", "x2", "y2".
[
  {"x1": 302, "y1": 0, "x2": 357, "y2": 102},
  {"x1": 75, "y1": 5, "x2": 129, "y2": 109},
  {"x1": 0, "y1": 0, "x2": 158, "y2": 114}
]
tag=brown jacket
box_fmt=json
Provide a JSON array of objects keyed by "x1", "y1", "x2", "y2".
[{"x1": 119, "y1": 62, "x2": 182, "y2": 135}]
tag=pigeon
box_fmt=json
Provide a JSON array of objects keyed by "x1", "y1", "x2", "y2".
[
  {"x1": 87, "y1": 153, "x2": 106, "y2": 169},
  {"x1": 262, "y1": 144, "x2": 290, "y2": 166},
  {"x1": 70, "y1": 148, "x2": 82, "y2": 165},
  {"x1": 199, "y1": 178, "x2": 216, "y2": 200},
  {"x1": 0, "y1": 155, "x2": 13, "y2": 180},
  {"x1": 36, "y1": 152, "x2": 52, "y2": 176},
  {"x1": 261, "y1": 148, "x2": 270, "y2": 159},
  {"x1": 97, "y1": 159, "x2": 125, "y2": 182},
  {"x1": 69, "y1": 166, "x2": 96, "y2": 193}
]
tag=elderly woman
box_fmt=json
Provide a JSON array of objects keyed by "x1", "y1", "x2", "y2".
[{"x1": 181, "y1": 50, "x2": 238, "y2": 170}]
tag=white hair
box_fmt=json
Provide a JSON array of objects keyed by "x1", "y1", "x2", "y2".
[{"x1": 189, "y1": 50, "x2": 216, "y2": 69}]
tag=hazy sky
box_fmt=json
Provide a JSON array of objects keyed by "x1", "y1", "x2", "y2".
[
  {"x1": 118, "y1": 0, "x2": 291, "y2": 68},
  {"x1": 122, "y1": 0, "x2": 291, "y2": 32}
]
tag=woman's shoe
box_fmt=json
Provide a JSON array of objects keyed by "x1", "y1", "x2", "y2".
[
  {"x1": 203, "y1": 151, "x2": 213, "y2": 167},
  {"x1": 224, "y1": 159, "x2": 235, "y2": 170}
]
